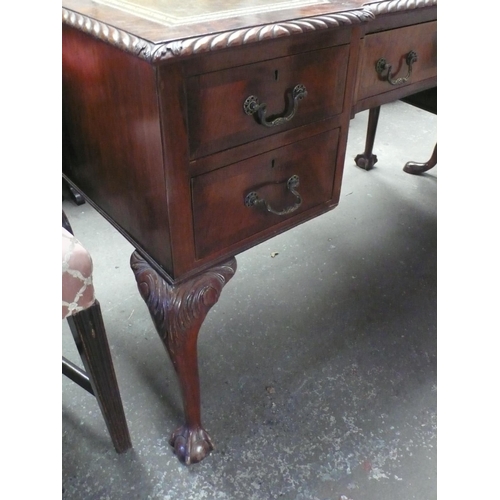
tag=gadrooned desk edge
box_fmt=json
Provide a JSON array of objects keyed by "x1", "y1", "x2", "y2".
[{"x1": 62, "y1": 0, "x2": 435, "y2": 64}]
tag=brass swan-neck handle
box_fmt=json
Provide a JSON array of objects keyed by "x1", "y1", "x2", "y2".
[
  {"x1": 243, "y1": 84, "x2": 308, "y2": 127},
  {"x1": 376, "y1": 51, "x2": 418, "y2": 86}
]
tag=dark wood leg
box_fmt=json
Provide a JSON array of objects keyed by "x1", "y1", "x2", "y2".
[
  {"x1": 62, "y1": 210, "x2": 73, "y2": 234},
  {"x1": 63, "y1": 178, "x2": 85, "y2": 205},
  {"x1": 403, "y1": 143, "x2": 437, "y2": 174},
  {"x1": 130, "y1": 252, "x2": 237, "y2": 464},
  {"x1": 354, "y1": 105, "x2": 381, "y2": 170},
  {"x1": 67, "y1": 300, "x2": 132, "y2": 453}
]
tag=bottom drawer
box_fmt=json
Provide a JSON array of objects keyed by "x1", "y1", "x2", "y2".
[{"x1": 192, "y1": 128, "x2": 340, "y2": 259}]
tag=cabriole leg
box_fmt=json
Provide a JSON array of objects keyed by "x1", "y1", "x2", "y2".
[{"x1": 130, "y1": 252, "x2": 237, "y2": 464}]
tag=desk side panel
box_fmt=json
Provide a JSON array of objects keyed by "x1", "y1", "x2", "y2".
[{"x1": 63, "y1": 26, "x2": 173, "y2": 274}]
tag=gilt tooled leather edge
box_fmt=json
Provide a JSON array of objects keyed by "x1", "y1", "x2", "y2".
[
  {"x1": 363, "y1": 0, "x2": 437, "y2": 15},
  {"x1": 62, "y1": 7, "x2": 374, "y2": 63}
]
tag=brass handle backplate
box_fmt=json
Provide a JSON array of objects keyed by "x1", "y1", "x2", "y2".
[
  {"x1": 244, "y1": 175, "x2": 302, "y2": 216},
  {"x1": 376, "y1": 51, "x2": 418, "y2": 86},
  {"x1": 243, "y1": 84, "x2": 308, "y2": 127}
]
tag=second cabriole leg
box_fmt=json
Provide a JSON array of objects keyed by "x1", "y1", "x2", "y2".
[{"x1": 130, "y1": 252, "x2": 237, "y2": 464}]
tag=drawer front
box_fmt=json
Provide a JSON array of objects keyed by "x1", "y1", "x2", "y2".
[
  {"x1": 357, "y1": 21, "x2": 437, "y2": 101},
  {"x1": 192, "y1": 128, "x2": 340, "y2": 259},
  {"x1": 187, "y1": 46, "x2": 349, "y2": 159}
]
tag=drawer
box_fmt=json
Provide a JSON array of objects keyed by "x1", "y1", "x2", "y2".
[
  {"x1": 356, "y1": 21, "x2": 437, "y2": 102},
  {"x1": 187, "y1": 46, "x2": 349, "y2": 159},
  {"x1": 192, "y1": 128, "x2": 339, "y2": 259}
]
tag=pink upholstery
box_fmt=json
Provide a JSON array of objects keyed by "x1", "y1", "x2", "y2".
[{"x1": 62, "y1": 227, "x2": 95, "y2": 319}]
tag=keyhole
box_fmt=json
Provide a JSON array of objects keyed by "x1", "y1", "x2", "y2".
[
  {"x1": 274, "y1": 69, "x2": 279, "y2": 81},
  {"x1": 271, "y1": 159, "x2": 276, "y2": 168}
]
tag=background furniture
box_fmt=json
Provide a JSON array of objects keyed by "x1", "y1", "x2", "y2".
[
  {"x1": 401, "y1": 88, "x2": 437, "y2": 174},
  {"x1": 62, "y1": 214, "x2": 131, "y2": 453},
  {"x1": 354, "y1": 87, "x2": 437, "y2": 172},
  {"x1": 62, "y1": 0, "x2": 437, "y2": 464}
]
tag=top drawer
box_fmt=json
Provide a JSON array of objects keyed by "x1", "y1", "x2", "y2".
[
  {"x1": 356, "y1": 21, "x2": 437, "y2": 102},
  {"x1": 186, "y1": 45, "x2": 349, "y2": 159}
]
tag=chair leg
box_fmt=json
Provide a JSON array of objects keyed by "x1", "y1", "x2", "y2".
[
  {"x1": 67, "y1": 300, "x2": 132, "y2": 453},
  {"x1": 354, "y1": 105, "x2": 381, "y2": 170},
  {"x1": 62, "y1": 210, "x2": 73, "y2": 234},
  {"x1": 403, "y1": 143, "x2": 437, "y2": 174}
]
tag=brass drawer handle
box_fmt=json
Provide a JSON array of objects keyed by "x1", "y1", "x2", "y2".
[
  {"x1": 376, "y1": 50, "x2": 418, "y2": 86},
  {"x1": 244, "y1": 175, "x2": 302, "y2": 216},
  {"x1": 243, "y1": 85, "x2": 308, "y2": 128}
]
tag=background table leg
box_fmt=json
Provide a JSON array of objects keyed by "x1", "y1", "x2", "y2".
[
  {"x1": 354, "y1": 105, "x2": 381, "y2": 170},
  {"x1": 403, "y1": 143, "x2": 437, "y2": 174}
]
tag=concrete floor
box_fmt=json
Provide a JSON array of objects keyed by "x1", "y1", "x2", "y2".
[{"x1": 62, "y1": 100, "x2": 437, "y2": 500}]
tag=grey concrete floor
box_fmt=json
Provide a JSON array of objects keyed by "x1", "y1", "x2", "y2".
[{"x1": 62, "y1": 100, "x2": 437, "y2": 500}]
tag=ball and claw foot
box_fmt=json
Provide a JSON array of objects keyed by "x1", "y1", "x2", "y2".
[
  {"x1": 170, "y1": 425, "x2": 215, "y2": 465},
  {"x1": 354, "y1": 153, "x2": 378, "y2": 171}
]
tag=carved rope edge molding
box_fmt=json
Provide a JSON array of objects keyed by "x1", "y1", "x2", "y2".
[
  {"x1": 363, "y1": 0, "x2": 437, "y2": 15},
  {"x1": 62, "y1": 7, "x2": 374, "y2": 62}
]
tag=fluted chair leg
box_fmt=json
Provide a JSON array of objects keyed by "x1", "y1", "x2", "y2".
[{"x1": 67, "y1": 299, "x2": 132, "y2": 453}]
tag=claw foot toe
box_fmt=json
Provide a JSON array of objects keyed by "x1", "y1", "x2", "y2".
[{"x1": 170, "y1": 426, "x2": 214, "y2": 465}]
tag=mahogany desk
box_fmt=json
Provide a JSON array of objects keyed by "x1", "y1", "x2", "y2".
[{"x1": 62, "y1": 0, "x2": 437, "y2": 464}]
